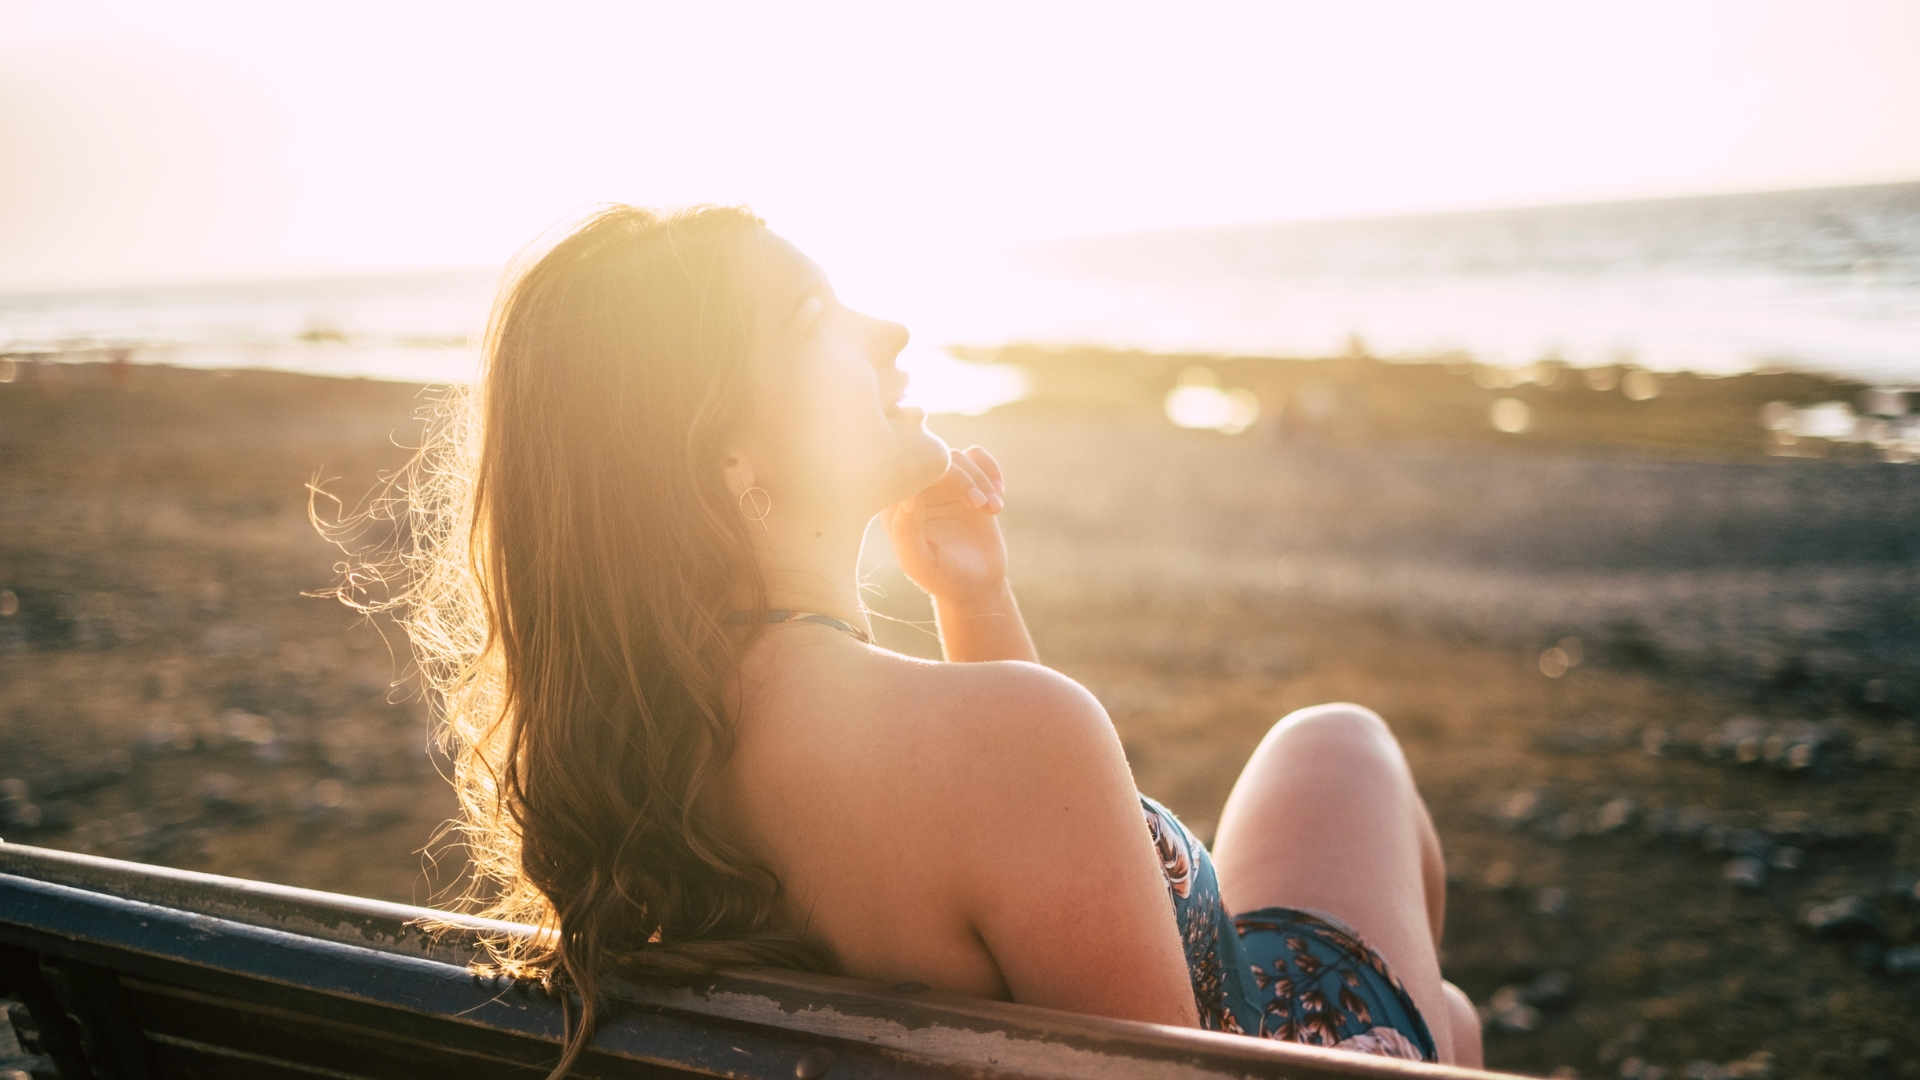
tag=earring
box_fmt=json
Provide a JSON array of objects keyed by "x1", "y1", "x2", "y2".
[{"x1": 738, "y1": 486, "x2": 772, "y2": 532}]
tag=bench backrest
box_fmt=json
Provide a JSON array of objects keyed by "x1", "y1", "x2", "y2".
[{"x1": 0, "y1": 842, "x2": 1502, "y2": 1080}]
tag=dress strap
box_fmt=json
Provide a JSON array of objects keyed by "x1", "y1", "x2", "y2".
[{"x1": 726, "y1": 609, "x2": 871, "y2": 644}]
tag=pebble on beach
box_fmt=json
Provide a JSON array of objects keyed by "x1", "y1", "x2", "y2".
[
  {"x1": 1722, "y1": 856, "x2": 1766, "y2": 890},
  {"x1": 1879, "y1": 944, "x2": 1920, "y2": 975},
  {"x1": 1800, "y1": 896, "x2": 1888, "y2": 940},
  {"x1": 1534, "y1": 886, "x2": 1575, "y2": 918}
]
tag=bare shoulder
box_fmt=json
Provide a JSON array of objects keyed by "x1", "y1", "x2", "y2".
[
  {"x1": 864, "y1": 654, "x2": 1137, "y2": 835},
  {"x1": 878, "y1": 656, "x2": 1122, "y2": 768},
  {"x1": 865, "y1": 656, "x2": 1197, "y2": 1025}
]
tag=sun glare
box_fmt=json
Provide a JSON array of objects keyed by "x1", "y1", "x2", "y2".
[
  {"x1": 3, "y1": 2, "x2": 1917, "y2": 292},
  {"x1": 1165, "y1": 368, "x2": 1261, "y2": 434},
  {"x1": 896, "y1": 346, "x2": 1029, "y2": 417}
]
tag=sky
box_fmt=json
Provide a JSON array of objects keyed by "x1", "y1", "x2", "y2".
[{"x1": 2, "y1": 0, "x2": 1918, "y2": 297}]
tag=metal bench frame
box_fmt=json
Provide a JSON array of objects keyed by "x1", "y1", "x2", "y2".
[{"x1": 0, "y1": 842, "x2": 1504, "y2": 1079}]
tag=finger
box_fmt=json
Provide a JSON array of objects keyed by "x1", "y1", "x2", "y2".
[
  {"x1": 916, "y1": 467, "x2": 966, "y2": 508},
  {"x1": 963, "y1": 446, "x2": 1004, "y2": 495},
  {"x1": 894, "y1": 492, "x2": 923, "y2": 522},
  {"x1": 948, "y1": 450, "x2": 1002, "y2": 513},
  {"x1": 884, "y1": 495, "x2": 926, "y2": 549}
]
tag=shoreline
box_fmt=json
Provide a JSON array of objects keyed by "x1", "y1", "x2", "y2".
[
  {"x1": 973, "y1": 345, "x2": 1911, "y2": 463},
  {"x1": 4, "y1": 344, "x2": 1912, "y2": 466}
]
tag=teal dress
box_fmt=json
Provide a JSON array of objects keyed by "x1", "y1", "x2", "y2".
[{"x1": 1140, "y1": 795, "x2": 1437, "y2": 1061}]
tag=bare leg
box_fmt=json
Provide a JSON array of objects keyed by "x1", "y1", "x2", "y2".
[
  {"x1": 1209, "y1": 703, "x2": 1477, "y2": 1065},
  {"x1": 1443, "y1": 982, "x2": 1483, "y2": 1069}
]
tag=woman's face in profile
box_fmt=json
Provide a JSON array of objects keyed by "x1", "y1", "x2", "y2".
[{"x1": 740, "y1": 231, "x2": 951, "y2": 521}]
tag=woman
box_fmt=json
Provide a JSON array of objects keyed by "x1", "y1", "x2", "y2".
[{"x1": 354, "y1": 205, "x2": 1482, "y2": 1076}]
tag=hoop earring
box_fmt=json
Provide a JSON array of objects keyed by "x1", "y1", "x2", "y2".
[{"x1": 738, "y1": 486, "x2": 772, "y2": 532}]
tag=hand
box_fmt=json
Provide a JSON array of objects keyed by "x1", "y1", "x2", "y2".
[{"x1": 884, "y1": 446, "x2": 1008, "y2": 609}]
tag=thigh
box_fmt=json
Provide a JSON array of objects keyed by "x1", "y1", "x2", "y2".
[{"x1": 1209, "y1": 703, "x2": 1455, "y2": 1064}]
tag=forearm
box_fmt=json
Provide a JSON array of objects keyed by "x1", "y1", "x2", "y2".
[{"x1": 934, "y1": 580, "x2": 1039, "y2": 664}]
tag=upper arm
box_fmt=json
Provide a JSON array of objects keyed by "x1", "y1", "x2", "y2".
[{"x1": 932, "y1": 664, "x2": 1199, "y2": 1028}]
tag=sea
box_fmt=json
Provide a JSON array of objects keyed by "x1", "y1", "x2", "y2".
[{"x1": 2, "y1": 181, "x2": 1916, "y2": 414}]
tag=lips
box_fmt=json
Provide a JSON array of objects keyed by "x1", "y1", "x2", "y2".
[{"x1": 883, "y1": 374, "x2": 912, "y2": 417}]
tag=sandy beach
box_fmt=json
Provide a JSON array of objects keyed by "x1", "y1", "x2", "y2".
[{"x1": 1, "y1": 358, "x2": 1915, "y2": 1078}]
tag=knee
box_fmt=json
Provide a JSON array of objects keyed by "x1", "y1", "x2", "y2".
[{"x1": 1262, "y1": 703, "x2": 1405, "y2": 772}]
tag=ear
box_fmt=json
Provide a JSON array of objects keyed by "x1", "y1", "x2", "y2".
[{"x1": 720, "y1": 451, "x2": 758, "y2": 500}]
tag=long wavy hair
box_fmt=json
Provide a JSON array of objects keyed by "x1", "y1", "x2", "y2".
[{"x1": 320, "y1": 204, "x2": 832, "y2": 1078}]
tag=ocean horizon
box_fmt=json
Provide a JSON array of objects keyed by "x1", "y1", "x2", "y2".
[{"x1": 3, "y1": 180, "x2": 1917, "y2": 412}]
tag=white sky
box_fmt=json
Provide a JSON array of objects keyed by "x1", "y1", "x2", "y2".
[{"x1": 2, "y1": 0, "x2": 1918, "y2": 295}]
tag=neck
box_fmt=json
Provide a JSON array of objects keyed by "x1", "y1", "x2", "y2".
[{"x1": 748, "y1": 510, "x2": 873, "y2": 640}]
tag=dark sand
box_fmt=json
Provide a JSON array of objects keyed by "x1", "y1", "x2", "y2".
[{"x1": 1, "y1": 358, "x2": 1916, "y2": 1078}]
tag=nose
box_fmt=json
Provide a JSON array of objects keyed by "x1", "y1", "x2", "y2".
[{"x1": 870, "y1": 315, "x2": 909, "y2": 363}]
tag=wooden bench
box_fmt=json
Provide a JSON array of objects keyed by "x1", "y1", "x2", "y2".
[{"x1": 0, "y1": 842, "x2": 1504, "y2": 1080}]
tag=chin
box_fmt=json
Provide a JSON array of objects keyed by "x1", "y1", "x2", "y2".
[{"x1": 889, "y1": 412, "x2": 951, "y2": 493}]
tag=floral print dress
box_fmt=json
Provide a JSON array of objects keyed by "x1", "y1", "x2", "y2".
[{"x1": 1140, "y1": 794, "x2": 1436, "y2": 1062}]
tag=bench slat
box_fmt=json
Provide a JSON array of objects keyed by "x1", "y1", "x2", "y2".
[
  {"x1": 126, "y1": 979, "x2": 552, "y2": 1080},
  {"x1": 1, "y1": 843, "x2": 1510, "y2": 1080}
]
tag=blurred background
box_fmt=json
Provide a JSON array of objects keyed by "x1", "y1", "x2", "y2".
[{"x1": 2, "y1": 2, "x2": 1918, "y2": 1077}]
